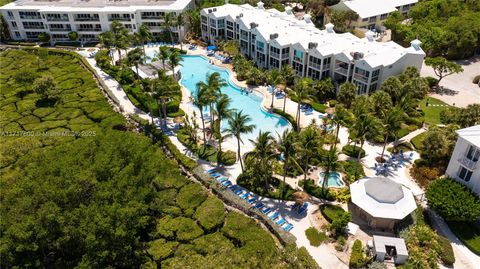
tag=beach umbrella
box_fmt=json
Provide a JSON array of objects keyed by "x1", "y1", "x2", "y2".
[{"x1": 292, "y1": 191, "x2": 309, "y2": 206}]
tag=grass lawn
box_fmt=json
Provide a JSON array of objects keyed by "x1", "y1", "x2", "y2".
[
  {"x1": 320, "y1": 204, "x2": 346, "y2": 223},
  {"x1": 411, "y1": 132, "x2": 427, "y2": 150},
  {"x1": 448, "y1": 221, "x2": 480, "y2": 255},
  {"x1": 305, "y1": 227, "x2": 327, "y2": 247},
  {"x1": 419, "y1": 97, "x2": 450, "y2": 125}
]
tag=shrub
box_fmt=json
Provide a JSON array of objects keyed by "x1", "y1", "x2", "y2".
[
  {"x1": 410, "y1": 132, "x2": 426, "y2": 150},
  {"x1": 426, "y1": 178, "x2": 480, "y2": 222},
  {"x1": 176, "y1": 183, "x2": 208, "y2": 214},
  {"x1": 335, "y1": 235, "x2": 346, "y2": 251},
  {"x1": 330, "y1": 211, "x2": 352, "y2": 235},
  {"x1": 299, "y1": 179, "x2": 335, "y2": 201},
  {"x1": 222, "y1": 150, "x2": 237, "y2": 166},
  {"x1": 328, "y1": 100, "x2": 337, "y2": 107},
  {"x1": 305, "y1": 227, "x2": 327, "y2": 247},
  {"x1": 194, "y1": 196, "x2": 225, "y2": 230},
  {"x1": 155, "y1": 216, "x2": 204, "y2": 241},
  {"x1": 147, "y1": 239, "x2": 178, "y2": 261},
  {"x1": 368, "y1": 261, "x2": 387, "y2": 269},
  {"x1": 410, "y1": 165, "x2": 440, "y2": 188},
  {"x1": 447, "y1": 221, "x2": 480, "y2": 255},
  {"x1": 339, "y1": 160, "x2": 365, "y2": 183},
  {"x1": 437, "y1": 235, "x2": 455, "y2": 266},
  {"x1": 425, "y1": 76, "x2": 439, "y2": 89},
  {"x1": 349, "y1": 240, "x2": 367, "y2": 269},
  {"x1": 341, "y1": 144, "x2": 366, "y2": 158},
  {"x1": 320, "y1": 204, "x2": 346, "y2": 223},
  {"x1": 473, "y1": 75, "x2": 480, "y2": 84}
]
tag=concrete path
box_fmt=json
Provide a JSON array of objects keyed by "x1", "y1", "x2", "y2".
[{"x1": 420, "y1": 55, "x2": 480, "y2": 108}]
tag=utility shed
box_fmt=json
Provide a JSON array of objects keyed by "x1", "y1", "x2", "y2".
[{"x1": 373, "y1": 235, "x2": 409, "y2": 265}]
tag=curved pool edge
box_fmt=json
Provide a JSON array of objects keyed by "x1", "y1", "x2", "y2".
[
  {"x1": 179, "y1": 54, "x2": 293, "y2": 132},
  {"x1": 318, "y1": 171, "x2": 346, "y2": 189}
]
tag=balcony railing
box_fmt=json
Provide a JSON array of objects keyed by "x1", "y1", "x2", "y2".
[
  {"x1": 309, "y1": 62, "x2": 321, "y2": 70},
  {"x1": 353, "y1": 73, "x2": 369, "y2": 83},
  {"x1": 335, "y1": 66, "x2": 349, "y2": 76},
  {"x1": 458, "y1": 156, "x2": 478, "y2": 170},
  {"x1": 281, "y1": 53, "x2": 289, "y2": 59},
  {"x1": 47, "y1": 18, "x2": 69, "y2": 22},
  {"x1": 77, "y1": 28, "x2": 102, "y2": 32},
  {"x1": 142, "y1": 16, "x2": 163, "y2": 20},
  {"x1": 50, "y1": 28, "x2": 72, "y2": 32},
  {"x1": 20, "y1": 15, "x2": 41, "y2": 20},
  {"x1": 23, "y1": 26, "x2": 45, "y2": 30},
  {"x1": 74, "y1": 17, "x2": 99, "y2": 22},
  {"x1": 108, "y1": 17, "x2": 131, "y2": 22}
]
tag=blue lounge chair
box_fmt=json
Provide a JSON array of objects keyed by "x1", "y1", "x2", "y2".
[
  {"x1": 222, "y1": 180, "x2": 232, "y2": 187},
  {"x1": 234, "y1": 189, "x2": 243, "y2": 195},
  {"x1": 240, "y1": 192, "x2": 249, "y2": 199},
  {"x1": 216, "y1": 177, "x2": 227, "y2": 182},
  {"x1": 269, "y1": 211, "x2": 279, "y2": 220},
  {"x1": 276, "y1": 218, "x2": 287, "y2": 226},
  {"x1": 298, "y1": 203, "x2": 309, "y2": 214},
  {"x1": 207, "y1": 168, "x2": 217, "y2": 173},
  {"x1": 248, "y1": 197, "x2": 257, "y2": 204},
  {"x1": 229, "y1": 184, "x2": 238, "y2": 190},
  {"x1": 255, "y1": 202, "x2": 264, "y2": 209},
  {"x1": 283, "y1": 223, "x2": 293, "y2": 232},
  {"x1": 262, "y1": 207, "x2": 272, "y2": 214},
  {"x1": 210, "y1": 172, "x2": 221, "y2": 178}
]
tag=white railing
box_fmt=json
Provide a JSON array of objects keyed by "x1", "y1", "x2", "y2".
[{"x1": 458, "y1": 156, "x2": 478, "y2": 170}]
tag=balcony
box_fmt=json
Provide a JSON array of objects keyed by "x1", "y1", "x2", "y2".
[
  {"x1": 309, "y1": 62, "x2": 321, "y2": 70},
  {"x1": 335, "y1": 66, "x2": 349, "y2": 76},
  {"x1": 270, "y1": 52, "x2": 279, "y2": 59},
  {"x1": 281, "y1": 53, "x2": 289, "y2": 59},
  {"x1": 142, "y1": 16, "x2": 163, "y2": 20},
  {"x1": 20, "y1": 15, "x2": 41, "y2": 20},
  {"x1": 353, "y1": 73, "x2": 369, "y2": 83},
  {"x1": 50, "y1": 28, "x2": 72, "y2": 32},
  {"x1": 108, "y1": 17, "x2": 131, "y2": 22},
  {"x1": 47, "y1": 18, "x2": 69, "y2": 22},
  {"x1": 458, "y1": 156, "x2": 478, "y2": 170},
  {"x1": 23, "y1": 26, "x2": 45, "y2": 30},
  {"x1": 77, "y1": 28, "x2": 102, "y2": 32},
  {"x1": 74, "y1": 17, "x2": 99, "y2": 22}
]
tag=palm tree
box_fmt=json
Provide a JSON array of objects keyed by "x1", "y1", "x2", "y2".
[
  {"x1": 153, "y1": 46, "x2": 170, "y2": 70},
  {"x1": 331, "y1": 104, "x2": 352, "y2": 150},
  {"x1": 214, "y1": 94, "x2": 233, "y2": 164},
  {"x1": 299, "y1": 127, "x2": 319, "y2": 181},
  {"x1": 267, "y1": 69, "x2": 282, "y2": 108},
  {"x1": 192, "y1": 83, "x2": 209, "y2": 144},
  {"x1": 110, "y1": 20, "x2": 131, "y2": 65},
  {"x1": 278, "y1": 130, "x2": 298, "y2": 199},
  {"x1": 350, "y1": 114, "x2": 381, "y2": 180},
  {"x1": 292, "y1": 77, "x2": 313, "y2": 128},
  {"x1": 321, "y1": 147, "x2": 341, "y2": 195},
  {"x1": 224, "y1": 111, "x2": 255, "y2": 172},
  {"x1": 163, "y1": 12, "x2": 176, "y2": 47},
  {"x1": 99, "y1": 31, "x2": 115, "y2": 65},
  {"x1": 198, "y1": 72, "x2": 227, "y2": 124},
  {"x1": 280, "y1": 65, "x2": 295, "y2": 112},
  {"x1": 126, "y1": 47, "x2": 146, "y2": 77},
  {"x1": 380, "y1": 107, "x2": 404, "y2": 160},
  {"x1": 138, "y1": 23, "x2": 153, "y2": 57},
  {"x1": 150, "y1": 78, "x2": 178, "y2": 126},
  {"x1": 168, "y1": 51, "x2": 183, "y2": 79},
  {"x1": 246, "y1": 131, "x2": 277, "y2": 191},
  {"x1": 176, "y1": 13, "x2": 185, "y2": 51}
]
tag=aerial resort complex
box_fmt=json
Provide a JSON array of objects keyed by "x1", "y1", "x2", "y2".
[
  {"x1": 1, "y1": 0, "x2": 480, "y2": 268},
  {"x1": 200, "y1": 3, "x2": 425, "y2": 94},
  {"x1": 0, "y1": 0, "x2": 194, "y2": 42}
]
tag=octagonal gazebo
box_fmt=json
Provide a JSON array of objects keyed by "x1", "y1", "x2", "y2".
[{"x1": 350, "y1": 177, "x2": 417, "y2": 231}]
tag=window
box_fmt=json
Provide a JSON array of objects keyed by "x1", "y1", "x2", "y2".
[
  {"x1": 19, "y1": 11, "x2": 41, "y2": 19},
  {"x1": 307, "y1": 68, "x2": 320, "y2": 80},
  {"x1": 209, "y1": 18, "x2": 216, "y2": 27},
  {"x1": 309, "y1": 56, "x2": 322, "y2": 70},
  {"x1": 25, "y1": 31, "x2": 40, "y2": 39},
  {"x1": 380, "y1": 13, "x2": 389, "y2": 20},
  {"x1": 11, "y1": 21, "x2": 17, "y2": 28},
  {"x1": 362, "y1": 17, "x2": 368, "y2": 22},
  {"x1": 369, "y1": 16, "x2": 376, "y2": 23},
  {"x1": 46, "y1": 13, "x2": 69, "y2": 21},
  {"x1": 369, "y1": 83, "x2": 377, "y2": 92},
  {"x1": 201, "y1": 15, "x2": 207, "y2": 24},
  {"x1": 22, "y1": 21, "x2": 44, "y2": 29},
  {"x1": 7, "y1": 11, "x2": 13, "y2": 18},
  {"x1": 458, "y1": 166, "x2": 473, "y2": 182},
  {"x1": 226, "y1": 20, "x2": 233, "y2": 30},
  {"x1": 270, "y1": 46, "x2": 280, "y2": 57},
  {"x1": 270, "y1": 57, "x2": 279, "y2": 68},
  {"x1": 14, "y1": 31, "x2": 20, "y2": 37},
  {"x1": 217, "y1": 19, "x2": 225, "y2": 28},
  {"x1": 466, "y1": 145, "x2": 480, "y2": 162},
  {"x1": 293, "y1": 49, "x2": 303, "y2": 63},
  {"x1": 371, "y1": 69, "x2": 380, "y2": 82}
]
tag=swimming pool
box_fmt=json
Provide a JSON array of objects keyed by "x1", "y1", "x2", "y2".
[
  {"x1": 318, "y1": 171, "x2": 345, "y2": 188},
  {"x1": 178, "y1": 55, "x2": 290, "y2": 145}
]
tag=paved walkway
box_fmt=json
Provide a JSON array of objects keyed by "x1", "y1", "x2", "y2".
[{"x1": 420, "y1": 55, "x2": 480, "y2": 108}]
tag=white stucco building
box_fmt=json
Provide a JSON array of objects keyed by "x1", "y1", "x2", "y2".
[
  {"x1": 327, "y1": 0, "x2": 418, "y2": 31},
  {"x1": 0, "y1": 0, "x2": 194, "y2": 43},
  {"x1": 200, "y1": 3, "x2": 425, "y2": 94},
  {"x1": 446, "y1": 125, "x2": 480, "y2": 196}
]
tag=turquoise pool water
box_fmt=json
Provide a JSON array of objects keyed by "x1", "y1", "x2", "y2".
[
  {"x1": 319, "y1": 171, "x2": 344, "y2": 188},
  {"x1": 178, "y1": 55, "x2": 290, "y2": 144}
]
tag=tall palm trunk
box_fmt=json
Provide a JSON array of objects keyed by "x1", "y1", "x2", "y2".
[
  {"x1": 117, "y1": 49, "x2": 122, "y2": 65},
  {"x1": 322, "y1": 166, "x2": 329, "y2": 195},
  {"x1": 353, "y1": 140, "x2": 365, "y2": 180},
  {"x1": 303, "y1": 157, "x2": 309, "y2": 181},
  {"x1": 217, "y1": 134, "x2": 222, "y2": 165},
  {"x1": 271, "y1": 90, "x2": 275, "y2": 108},
  {"x1": 237, "y1": 137, "x2": 244, "y2": 171},
  {"x1": 296, "y1": 103, "x2": 301, "y2": 130},
  {"x1": 281, "y1": 157, "x2": 289, "y2": 199},
  {"x1": 161, "y1": 99, "x2": 168, "y2": 126},
  {"x1": 331, "y1": 124, "x2": 341, "y2": 151},
  {"x1": 199, "y1": 107, "x2": 207, "y2": 144},
  {"x1": 381, "y1": 133, "x2": 389, "y2": 161},
  {"x1": 283, "y1": 96, "x2": 287, "y2": 112}
]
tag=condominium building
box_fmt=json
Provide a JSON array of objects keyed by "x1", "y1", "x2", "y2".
[
  {"x1": 200, "y1": 3, "x2": 425, "y2": 94},
  {"x1": 446, "y1": 125, "x2": 480, "y2": 196},
  {"x1": 327, "y1": 0, "x2": 418, "y2": 31},
  {"x1": 0, "y1": 0, "x2": 194, "y2": 42}
]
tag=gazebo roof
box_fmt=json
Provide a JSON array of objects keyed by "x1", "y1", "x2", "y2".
[{"x1": 350, "y1": 177, "x2": 417, "y2": 220}]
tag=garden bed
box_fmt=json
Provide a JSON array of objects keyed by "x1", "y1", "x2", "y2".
[{"x1": 319, "y1": 204, "x2": 346, "y2": 223}]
